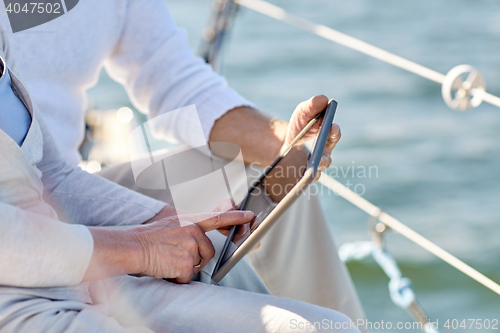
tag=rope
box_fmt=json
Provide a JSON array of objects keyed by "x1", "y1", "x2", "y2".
[
  {"x1": 340, "y1": 242, "x2": 416, "y2": 308},
  {"x1": 340, "y1": 242, "x2": 439, "y2": 333},
  {"x1": 319, "y1": 173, "x2": 500, "y2": 296},
  {"x1": 233, "y1": 0, "x2": 500, "y2": 109}
]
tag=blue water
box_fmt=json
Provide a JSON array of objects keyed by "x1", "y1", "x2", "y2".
[{"x1": 87, "y1": 0, "x2": 500, "y2": 330}]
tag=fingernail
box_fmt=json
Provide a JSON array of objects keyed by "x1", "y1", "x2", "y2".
[{"x1": 244, "y1": 211, "x2": 255, "y2": 220}]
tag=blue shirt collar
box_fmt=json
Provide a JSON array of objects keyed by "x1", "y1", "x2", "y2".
[{"x1": 0, "y1": 57, "x2": 5, "y2": 84}]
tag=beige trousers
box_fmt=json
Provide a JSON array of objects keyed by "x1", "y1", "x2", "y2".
[
  {"x1": 97, "y1": 147, "x2": 365, "y2": 323},
  {"x1": 0, "y1": 276, "x2": 361, "y2": 333}
]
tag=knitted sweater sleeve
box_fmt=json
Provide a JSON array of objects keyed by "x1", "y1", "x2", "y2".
[{"x1": 105, "y1": 0, "x2": 253, "y2": 146}]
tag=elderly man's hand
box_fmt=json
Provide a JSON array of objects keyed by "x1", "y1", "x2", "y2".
[
  {"x1": 262, "y1": 96, "x2": 341, "y2": 201},
  {"x1": 282, "y1": 95, "x2": 341, "y2": 177},
  {"x1": 210, "y1": 95, "x2": 341, "y2": 202}
]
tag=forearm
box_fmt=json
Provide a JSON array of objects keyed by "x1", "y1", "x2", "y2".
[
  {"x1": 37, "y1": 111, "x2": 167, "y2": 226},
  {"x1": 83, "y1": 228, "x2": 143, "y2": 282},
  {"x1": 143, "y1": 205, "x2": 179, "y2": 224},
  {"x1": 209, "y1": 99, "x2": 338, "y2": 202},
  {"x1": 209, "y1": 106, "x2": 289, "y2": 167},
  {"x1": 210, "y1": 106, "x2": 310, "y2": 202}
]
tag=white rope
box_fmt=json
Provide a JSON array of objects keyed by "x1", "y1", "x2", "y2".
[
  {"x1": 340, "y1": 242, "x2": 418, "y2": 311},
  {"x1": 481, "y1": 92, "x2": 500, "y2": 108},
  {"x1": 340, "y1": 242, "x2": 440, "y2": 333},
  {"x1": 234, "y1": 0, "x2": 500, "y2": 109},
  {"x1": 319, "y1": 173, "x2": 500, "y2": 297}
]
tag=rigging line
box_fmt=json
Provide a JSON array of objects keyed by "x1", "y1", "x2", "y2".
[
  {"x1": 233, "y1": 0, "x2": 500, "y2": 109},
  {"x1": 319, "y1": 173, "x2": 500, "y2": 297}
]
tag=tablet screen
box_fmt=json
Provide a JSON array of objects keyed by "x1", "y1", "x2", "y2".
[
  {"x1": 218, "y1": 125, "x2": 325, "y2": 267},
  {"x1": 218, "y1": 150, "x2": 308, "y2": 266}
]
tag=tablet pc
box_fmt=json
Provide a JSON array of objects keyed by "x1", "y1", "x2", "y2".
[{"x1": 211, "y1": 99, "x2": 338, "y2": 282}]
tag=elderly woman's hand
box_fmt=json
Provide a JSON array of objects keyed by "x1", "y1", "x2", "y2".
[{"x1": 83, "y1": 210, "x2": 254, "y2": 283}]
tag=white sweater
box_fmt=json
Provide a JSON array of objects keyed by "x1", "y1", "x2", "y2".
[
  {"x1": 0, "y1": 0, "x2": 251, "y2": 165},
  {"x1": 0, "y1": 66, "x2": 166, "y2": 300}
]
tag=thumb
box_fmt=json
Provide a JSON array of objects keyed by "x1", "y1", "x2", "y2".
[{"x1": 285, "y1": 95, "x2": 329, "y2": 146}]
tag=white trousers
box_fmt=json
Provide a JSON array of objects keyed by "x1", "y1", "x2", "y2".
[{"x1": 0, "y1": 276, "x2": 360, "y2": 333}]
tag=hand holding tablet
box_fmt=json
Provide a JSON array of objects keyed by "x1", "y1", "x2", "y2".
[{"x1": 212, "y1": 99, "x2": 338, "y2": 282}]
